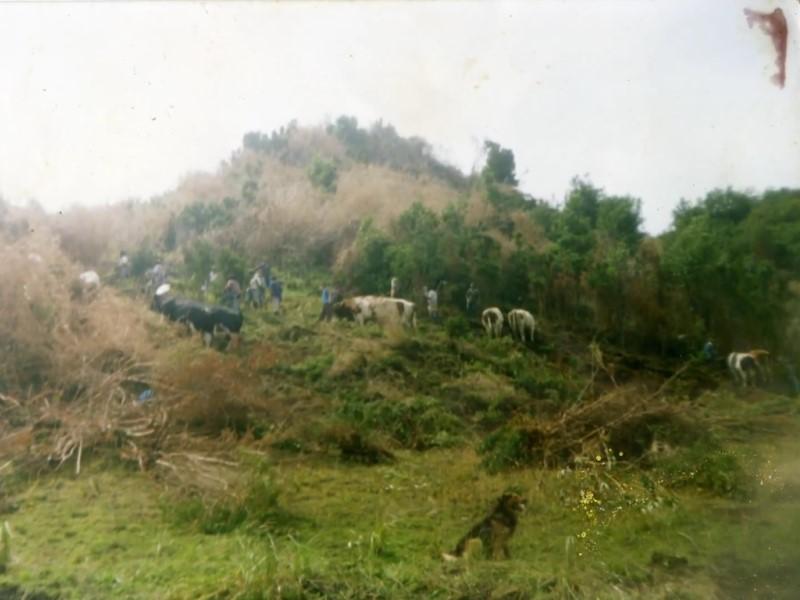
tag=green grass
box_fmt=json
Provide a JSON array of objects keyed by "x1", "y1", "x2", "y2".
[
  {"x1": 0, "y1": 467, "x2": 245, "y2": 599},
  {"x1": 4, "y1": 432, "x2": 799, "y2": 598}
]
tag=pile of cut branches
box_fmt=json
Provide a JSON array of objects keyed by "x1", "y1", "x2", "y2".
[
  {"x1": 1, "y1": 370, "x2": 239, "y2": 496},
  {"x1": 481, "y1": 382, "x2": 699, "y2": 470}
]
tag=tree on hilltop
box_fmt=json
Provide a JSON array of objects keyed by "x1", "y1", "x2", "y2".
[{"x1": 482, "y1": 141, "x2": 518, "y2": 186}]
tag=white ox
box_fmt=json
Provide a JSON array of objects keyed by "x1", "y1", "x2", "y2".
[
  {"x1": 78, "y1": 270, "x2": 101, "y2": 289},
  {"x1": 507, "y1": 309, "x2": 535, "y2": 343},
  {"x1": 335, "y1": 295, "x2": 417, "y2": 329},
  {"x1": 481, "y1": 307, "x2": 504, "y2": 338}
]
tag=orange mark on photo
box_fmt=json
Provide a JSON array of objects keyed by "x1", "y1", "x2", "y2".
[{"x1": 744, "y1": 8, "x2": 788, "y2": 88}]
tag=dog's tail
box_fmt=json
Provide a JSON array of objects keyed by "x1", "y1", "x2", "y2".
[
  {"x1": 441, "y1": 538, "x2": 465, "y2": 562},
  {"x1": 441, "y1": 552, "x2": 459, "y2": 562},
  {"x1": 442, "y1": 537, "x2": 481, "y2": 562}
]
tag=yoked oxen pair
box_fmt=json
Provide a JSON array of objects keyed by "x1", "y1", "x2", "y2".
[
  {"x1": 152, "y1": 285, "x2": 243, "y2": 349},
  {"x1": 334, "y1": 295, "x2": 417, "y2": 329},
  {"x1": 481, "y1": 307, "x2": 535, "y2": 343}
]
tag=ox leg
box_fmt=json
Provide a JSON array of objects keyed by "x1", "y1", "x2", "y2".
[
  {"x1": 203, "y1": 332, "x2": 212, "y2": 347},
  {"x1": 739, "y1": 367, "x2": 750, "y2": 387},
  {"x1": 215, "y1": 324, "x2": 236, "y2": 351},
  {"x1": 180, "y1": 319, "x2": 196, "y2": 337},
  {"x1": 756, "y1": 363, "x2": 768, "y2": 385}
]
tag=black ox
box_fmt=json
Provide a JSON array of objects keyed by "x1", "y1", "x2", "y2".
[{"x1": 152, "y1": 293, "x2": 243, "y2": 348}]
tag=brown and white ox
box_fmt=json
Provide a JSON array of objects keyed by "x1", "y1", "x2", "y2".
[
  {"x1": 727, "y1": 350, "x2": 770, "y2": 387},
  {"x1": 481, "y1": 308, "x2": 504, "y2": 338},
  {"x1": 507, "y1": 309, "x2": 535, "y2": 343},
  {"x1": 334, "y1": 295, "x2": 417, "y2": 329}
]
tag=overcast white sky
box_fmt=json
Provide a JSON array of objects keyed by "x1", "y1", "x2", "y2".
[{"x1": 1, "y1": 1, "x2": 798, "y2": 233}]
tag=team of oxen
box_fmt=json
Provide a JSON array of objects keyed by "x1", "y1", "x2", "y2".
[
  {"x1": 77, "y1": 267, "x2": 778, "y2": 388},
  {"x1": 480, "y1": 307, "x2": 536, "y2": 343},
  {"x1": 146, "y1": 285, "x2": 538, "y2": 351},
  {"x1": 332, "y1": 296, "x2": 538, "y2": 344},
  {"x1": 151, "y1": 284, "x2": 244, "y2": 348},
  {"x1": 73, "y1": 269, "x2": 245, "y2": 349}
]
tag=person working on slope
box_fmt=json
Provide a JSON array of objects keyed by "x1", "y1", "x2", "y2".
[
  {"x1": 222, "y1": 276, "x2": 242, "y2": 311},
  {"x1": 424, "y1": 286, "x2": 439, "y2": 322},
  {"x1": 319, "y1": 286, "x2": 333, "y2": 321},
  {"x1": 270, "y1": 277, "x2": 284, "y2": 314},
  {"x1": 466, "y1": 282, "x2": 480, "y2": 316},
  {"x1": 117, "y1": 251, "x2": 130, "y2": 279},
  {"x1": 246, "y1": 268, "x2": 267, "y2": 308}
]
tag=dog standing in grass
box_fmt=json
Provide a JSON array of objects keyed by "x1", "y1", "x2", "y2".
[{"x1": 443, "y1": 493, "x2": 526, "y2": 560}]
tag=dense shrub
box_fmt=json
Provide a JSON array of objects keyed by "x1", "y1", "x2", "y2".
[
  {"x1": 183, "y1": 239, "x2": 215, "y2": 285},
  {"x1": 444, "y1": 315, "x2": 471, "y2": 338},
  {"x1": 655, "y1": 440, "x2": 753, "y2": 499},
  {"x1": 338, "y1": 394, "x2": 464, "y2": 450},
  {"x1": 307, "y1": 157, "x2": 338, "y2": 193},
  {"x1": 130, "y1": 243, "x2": 160, "y2": 277},
  {"x1": 176, "y1": 201, "x2": 234, "y2": 236},
  {"x1": 479, "y1": 426, "x2": 543, "y2": 472},
  {"x1": 215, "y1": 247, "x2": 248, "y2": 285}
]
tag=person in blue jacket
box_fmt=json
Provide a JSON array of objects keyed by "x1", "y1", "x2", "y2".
[
  {"x1": 269, "y1": 277, "x2": 283, "y2": 314},
  {"x1": 319, "y1": 286, "x2": 333, "y2": 321}
]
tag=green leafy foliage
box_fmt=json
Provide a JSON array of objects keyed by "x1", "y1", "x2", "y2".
[
  {"x1": 482, "y1": 140, "x2": 518, "y2": 186},
  {"x1": 183, "y1": 239, "x2": 215, "y2": 287},
  {"x1": 479, "y1": 426, "x2": 541, "y2": 472},
  {"x1": 655, "y1": 440, "x2": 752, "y2": 499},
  {"x1": 329, "y1": 115, "x2": 466, "y2": 187},
  {"x1": 444, "y1": 315, "x2": 470, "y2": 338},
  {"x1": 343, "y1": 219, "x2": 393, "y2": 293},
  {"x1": 347, "y1": 179, "x2": 795, "y2": 355},
  {"x1": 662, "y1": 189, "x2": 787, "y2": 347},
  {"x1": 338, "y1": 394, "x2": 464, "y2": 450},
  {"x1": 176, "y1": 200, "x2": 234, "y2": 236},
  {"x1": 307, "y1": 157, "x2": 338, "y2": 193},
  {"x1": 129, "y1": 243, "x2": 159, "y2": 277},
  {"x1": 243, "y1": 128, "x2": 289, "y2": 155},
  {"x1": 215, "y1": 247, "x2": 248, "y2": 285},
  {"x1": 163, "y1": 216, "x2": 177, "y2": 251}
]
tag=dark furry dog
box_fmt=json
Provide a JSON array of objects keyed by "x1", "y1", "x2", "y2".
[{"x1": 443, "y1": 493, "x2": 526, "y2": 560}]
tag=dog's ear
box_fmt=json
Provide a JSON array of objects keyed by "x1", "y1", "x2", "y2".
[
  {"x1": 502, "y1": 493, "x2": 526, "y2": 512},
  {"x1": 495, "y1": 493, "x2": 511, "y2": 506}
]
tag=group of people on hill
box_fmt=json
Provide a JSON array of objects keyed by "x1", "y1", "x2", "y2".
[
  {"x1": 117, "y1": 249, "x2": 799, "y2": 397},
  {"x1": 120, "y1": 248, "x2": 479, "y2": 328},
  {"x1": 223, "y1": 263, "x2": 283, "y2": 314},
  {"x1": 117, "y1": 251, "x2": 284, "y2": 316},
  {"x1": 387, "y1": 276, "x2": 481, "y2": 322}
]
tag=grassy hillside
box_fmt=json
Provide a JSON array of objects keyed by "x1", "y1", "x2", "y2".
[
  {"x1": 1, "y1": 266, "x2": 798, "y2": 598},
  {"x1": 1, "y1": 120, "x2": 799, "y2": 598}
]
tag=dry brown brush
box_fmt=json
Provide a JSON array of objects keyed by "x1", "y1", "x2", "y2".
[
  {"x1": 480, "y1": 384, "x2": 698, "y2": 471},
  {"x1": 0, "y1": 229, "x2": 244, "y2": 496}
]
